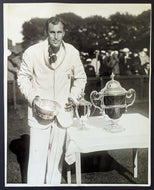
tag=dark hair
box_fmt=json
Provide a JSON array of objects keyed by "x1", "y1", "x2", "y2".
[
  {"x1": 143, "y1": 62, "x2": 150, "y2": 67},
  {"x1": 45, "y1": 16, "x2": 65, "y2": 33}
]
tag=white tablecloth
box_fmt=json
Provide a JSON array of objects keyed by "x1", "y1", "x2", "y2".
[{"x1": 65, "y1": 113, "x2": 150, "y2": 165}]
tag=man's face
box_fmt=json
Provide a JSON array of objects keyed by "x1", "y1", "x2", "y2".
[
  {"x1": 47, "y1": 22, "x2": 65, "y2": 48},
  {"x1": 146, "y1": 64, "x2": 150, "y2": 70}
]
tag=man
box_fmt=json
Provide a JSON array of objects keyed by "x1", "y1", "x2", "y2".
[
  {"x1": 84, "y1": 58, "x2": 96, "y2": 77},
  {"x1": 99, "y1": 51, "x2": 111, "y2": 77},
  {"x1": 91, "y1": 50, "x2": 100, "y2": 76},
  {"x1": 139, "y1": 48, "x2": 150, "y2": 66},
  {"x1": 139, "y1": 62, "x2": 150, "y2": 75},
  {"x1": 17, "y1": 16, "x2": 87, "y2": 185},
  {"x1": 131, "y1": 52, "x2": 141, "y2": 75},
  {"x1": 108, "y1": 51, "x2": 120, "y2": 76},
  {"x1": 119, "y1": 48, "x2": 132, "y2": 75}
]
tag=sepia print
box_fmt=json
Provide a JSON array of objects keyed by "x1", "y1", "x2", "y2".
[{"x1": 4, "y1": 2, "x2": 151, "y2": 186}]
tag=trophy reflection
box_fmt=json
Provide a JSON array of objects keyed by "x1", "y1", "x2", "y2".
[{"x1": 90, "y1": 73, "x2": 136, "y2": 133}]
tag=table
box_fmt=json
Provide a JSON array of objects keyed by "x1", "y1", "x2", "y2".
[{"x1": 65, "y1": 113, "x2": 150, "y2": 184}]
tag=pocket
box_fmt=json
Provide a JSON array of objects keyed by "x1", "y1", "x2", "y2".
[
  {"x1": 28, "y1": 106, "x2": 52, "y2": 129},
  {"x1": 65, "y1": 66, "x2": 74, "y2": 80}
]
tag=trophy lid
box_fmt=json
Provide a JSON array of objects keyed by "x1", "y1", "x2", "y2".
[{"x1": 101, "y1": 73, "x2": 127, "y2": 96}]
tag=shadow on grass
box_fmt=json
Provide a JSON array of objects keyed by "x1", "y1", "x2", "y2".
[
  {"x1": 62, "y1": 151, "x2": 137, "y2": 184},
  {"x1": 9, "y1": 134, "x2": 29, "y2": 183},
  {"x1": 9, "y1": 134, "x2": 138, "y2": 184},
  {"x1": 9, "y1": 135, "x2": 137, "y2": 184}
]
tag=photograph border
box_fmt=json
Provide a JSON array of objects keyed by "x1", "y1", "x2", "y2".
[{"x1": 1, "y1": 0, "x2": 153, "y2": 189}]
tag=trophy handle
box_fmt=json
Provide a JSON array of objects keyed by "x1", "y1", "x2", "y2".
[
  {"x1": 75, "y1": 106, "x2": 80, "y2": 120},
  {"x1": 126, "y1": 88, "x2": 136, "y2": 108},
  {"x1": 90, "y1": 90, "x2": 102, "y2": 112}
]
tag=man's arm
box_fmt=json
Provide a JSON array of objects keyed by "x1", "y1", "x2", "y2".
[
  {"x1": 69, "y1": 51, "x2": 87, "y2": 103},
  {"x1": 17, "y1": 50, "x2": 38, "y2": 107}
]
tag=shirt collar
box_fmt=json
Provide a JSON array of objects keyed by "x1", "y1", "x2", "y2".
[{"x1": 47, "y1": 38, "x2": 66, "y2": 54}]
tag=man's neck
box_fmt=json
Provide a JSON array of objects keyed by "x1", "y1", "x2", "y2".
[{"x1": 49, "y1": 45, "x2": 60, "y2": 54}]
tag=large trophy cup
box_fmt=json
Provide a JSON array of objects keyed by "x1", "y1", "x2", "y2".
[{"x1": 90, "y1": 73, "x2": 136, "y2": 133}]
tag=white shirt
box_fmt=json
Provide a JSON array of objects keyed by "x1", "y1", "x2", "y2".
[{"x1": 17, "y1": 39, "x2": 87, "y2": 129}]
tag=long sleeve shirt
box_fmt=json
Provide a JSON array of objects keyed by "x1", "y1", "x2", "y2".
[{"x1": 17, "y1": 39, "x2": 87, "y2": 128}]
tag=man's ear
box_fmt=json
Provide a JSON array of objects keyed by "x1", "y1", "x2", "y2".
[
  {"x1": 44, "y1": 29, "x2": 48, "y2": 38},
  {"x1": 63, "y1": 31, "x2": 65, "y2": 37}
]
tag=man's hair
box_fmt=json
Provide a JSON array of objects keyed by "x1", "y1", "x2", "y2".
[{"x1": 45, "y1": 16, "x2": 65, "y2": 33}]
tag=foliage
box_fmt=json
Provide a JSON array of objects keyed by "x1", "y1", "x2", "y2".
[
  {"x1": 57, "y1": 13, "x2": 83, "y2": 49},
  {"x1": 80, "y1": 16, "x2": 109, "y2": 52},
  {"x1": 22, "y1": 18, "x2": 47, "y2": 50},
  {"x1": 21, "y1": 10, "x2": 151, "y2": 52}
]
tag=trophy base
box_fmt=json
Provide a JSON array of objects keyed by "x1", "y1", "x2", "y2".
[
  {"x1": 79, "y1": 124, "x2": 89, "y2": 130},
  {"x1": 103, "y1": 117, "x2": 125, "y2": 133},
  {"x1": 78, "y1": 116, "x2": 89, "y2": 130}
]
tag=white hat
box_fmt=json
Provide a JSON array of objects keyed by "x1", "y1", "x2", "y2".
[
  {"x1": 101, "y1": 50, "x2": 106, "y2": 54},
  {"x1": 143, "y1": 48, "x2": 148, "y2": 52},
  {"x1": 121, "y1": 48, "x2": 129, "y2": 53},
  {"x1": 86, "y1": 58, "x2": 92, "y2": 62},
  {"x1": 110, "y1": 51, "x2": 114, "y2": 56},
  {"x1": 114, "y1": 50, "x2": 119, "y2": 55}
]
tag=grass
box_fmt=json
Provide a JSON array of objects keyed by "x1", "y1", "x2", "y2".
[{"x1": 6, "y1": 101, "x2": 149, "y2": 185}]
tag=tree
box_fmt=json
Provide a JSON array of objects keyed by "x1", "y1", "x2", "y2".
[
  {"x1": 134, "y1": 10, "x2": 151, "y2": 51},
  {"x1": 56, "y1": 13, "x2": 83, "y2": 50},
  {"x1": 109, "y1": 12, "x2": 137, "y2": 50},
  {"x1": 21, "y1": 18, "x2": 47, "y2": 50},
  {"x1": 21, "y1": 10, "x2": 151, "y2": 52},
  {"x1": 108, "y1": 10, "x2": 151, "y2": 51},
  {"x1": 80, "y1": 16, "x2": 109, "y2": 52}
]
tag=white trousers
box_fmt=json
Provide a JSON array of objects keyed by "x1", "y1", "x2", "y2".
[{"x1": 27, "y1": 121, "x2": 66, "y2": 185}]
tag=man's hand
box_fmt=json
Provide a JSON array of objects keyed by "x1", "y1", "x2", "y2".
[
  {"x1": 32, "y1": 96, "x2": 41, "y2": 114},
  {"x1": 65, "y1": 98, "x2": 76, "y2": 112}
]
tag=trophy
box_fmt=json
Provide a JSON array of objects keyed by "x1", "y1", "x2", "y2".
[
  {"x1": 90, "y1": 73, "x2": 136, "y2": 132},
  {"x1": 75, "y1": 89, "x2": 92, "y2": 129}
]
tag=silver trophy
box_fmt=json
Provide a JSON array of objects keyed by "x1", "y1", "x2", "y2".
[
  {"x1": 75, "y1": 90, "x2": 92, "y2": 129},
  {"x1": 90, "y1": 73, "x2": 136, "y2": 132}
]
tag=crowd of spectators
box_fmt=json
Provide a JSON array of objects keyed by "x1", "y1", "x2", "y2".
[
  {"x1": 7, "y1": 46, "x2": 150, "y2": 81},
  {"x1": 7, "y1": 46, "x2": 150, "y2": 110},
  {"x1": 80, "y1": 48, "x2": 150, "y2": 78}
]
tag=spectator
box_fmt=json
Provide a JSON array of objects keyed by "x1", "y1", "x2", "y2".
[
  {"x1": 139, "y1": 62, "x2": 150, "y2": 76},
  {"x1": 99, "y1": 51, "x2": 112, "y2": 77},
  {"x1": 119, "y1": 50, "x2": 126, "y2": 75},
  {"x1": 80, "y1": 52, "x2": 89, "y2": 65},
  {"x1": 131, "y1": 52, "x2": 142, "y2": 75},
  {"x1": 108, "y1": 50, "x2": 120, "y2": 76},
  {"x1": 119, "y1": 48, "x2": 132, "y2": 75},
  {"x1": 84, "y1": 58, "x2": 96, "y2": 77},
  {"x1": 139, "y1": 48, "x2": 150, "y2": 66},
  {"x1": 91, "y1": 50, "x2": 100, "y2": 76}
]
